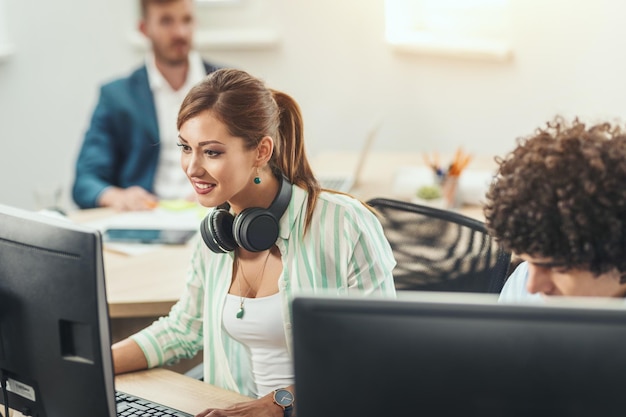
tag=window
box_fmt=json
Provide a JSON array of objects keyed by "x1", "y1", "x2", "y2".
[{"x1": 384, "y1": 0, "x2": 512, "y2": 60}]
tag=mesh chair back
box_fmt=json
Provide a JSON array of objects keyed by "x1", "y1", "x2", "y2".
[{"x1": 367, "y1": 198, "x2": 511, "y2": 293}]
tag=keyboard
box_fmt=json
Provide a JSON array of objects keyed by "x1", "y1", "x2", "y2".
[{"x1": 116, "y1": 390, "x2": 193, "y2": 417}]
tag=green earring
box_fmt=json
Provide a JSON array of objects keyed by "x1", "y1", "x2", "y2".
[{"x1": 254, "y1": 168, "x2": 261, "y2": 184}]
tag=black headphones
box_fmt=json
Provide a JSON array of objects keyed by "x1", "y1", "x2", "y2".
[{"x1": 200, "y1": 175, "x2": 292, "y2": 253}]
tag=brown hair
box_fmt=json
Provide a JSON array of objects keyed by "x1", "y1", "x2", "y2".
[
  {"x1": 484, "y1": 117, "x2": 626, "y2": 278},
  {"x1": 140, "y1": 0, "x2": 180, "y2": 17},
  {"x1": 177, "y1": 68, "x2": 322, "y2": 232}
]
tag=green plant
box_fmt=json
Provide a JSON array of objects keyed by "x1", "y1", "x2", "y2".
[{"x1": 416, "y1": 185, "x2": 442, "y2": 200}]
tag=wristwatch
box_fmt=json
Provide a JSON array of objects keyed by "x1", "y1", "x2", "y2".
[{"x1": 272, "y1": 388, "x2": 295, "y2": 417}]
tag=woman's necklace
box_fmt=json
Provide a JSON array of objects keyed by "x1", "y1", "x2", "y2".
[{"x1": 235, "y1": 249, "x2": 272, "y2": 319}]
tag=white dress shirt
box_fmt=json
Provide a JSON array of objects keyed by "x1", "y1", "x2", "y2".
[
  {"x1": 498, "y1": 261, "x2": 544, "y2": 303},
  {"x1": 146, "y1": 51, "x2": 207, "y2": 200}
]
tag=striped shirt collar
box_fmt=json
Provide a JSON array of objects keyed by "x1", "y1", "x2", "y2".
[{"x1": 278, "y1": 184, "x2": 307, "y2": 241}]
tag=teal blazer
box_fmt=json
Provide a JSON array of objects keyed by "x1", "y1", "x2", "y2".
[{"x1": 72, "y1": 62, "x2": 219, "y2": 208}]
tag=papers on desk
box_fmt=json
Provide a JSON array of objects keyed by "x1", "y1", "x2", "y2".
[{"x1": 85, "y1": 206, "x2": 207, "y2": 256}]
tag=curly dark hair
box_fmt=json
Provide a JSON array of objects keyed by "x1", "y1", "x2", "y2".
[{"x1": 484, "y1": 118, "x2": 626, "y2": 277}]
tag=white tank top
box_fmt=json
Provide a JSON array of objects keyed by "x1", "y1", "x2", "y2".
[{"x1": 223, "y1": 293, "x2": 294, "y2": 397}]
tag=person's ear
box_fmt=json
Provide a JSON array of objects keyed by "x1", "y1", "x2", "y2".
[
  {"x1": 256, "y1": 136, "x2": 274, "y2": 165},
  {"x1": 139, "y1": 20, "x2": 148, "y2": 37}
]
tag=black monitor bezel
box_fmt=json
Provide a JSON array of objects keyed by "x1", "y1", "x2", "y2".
[
  {"x1": 293, "y1": 293, "x2": 626, "y2": 417},
  {"x1": 0, "y1": 204, "x2": 116, "y2": 417}
]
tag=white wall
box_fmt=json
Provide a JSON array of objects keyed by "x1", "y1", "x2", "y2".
[{"x1": 1, "y1": 0, "x2": 625, "y2": 210}]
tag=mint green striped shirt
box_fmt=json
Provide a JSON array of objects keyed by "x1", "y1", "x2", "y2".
[{"x1": 131, "y1": 185, "x2": 397, "y2": 396}]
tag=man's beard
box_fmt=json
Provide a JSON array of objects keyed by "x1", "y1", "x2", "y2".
[{"x1": 155, "y1": 40, "x2": 190, "y2": 66}]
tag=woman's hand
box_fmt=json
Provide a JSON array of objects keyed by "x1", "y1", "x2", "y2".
[{"x1": 194, "y1": 394, "x2": 284, "y2": 417}]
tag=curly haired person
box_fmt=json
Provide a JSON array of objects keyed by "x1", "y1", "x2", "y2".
[{"x1": 484, "y1": 118, "x2": 626, "y2": 301}]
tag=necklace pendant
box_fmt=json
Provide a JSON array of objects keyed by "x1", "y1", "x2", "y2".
[{"x1": 236, "y1": 306, "x2": 245, "y2": 319}]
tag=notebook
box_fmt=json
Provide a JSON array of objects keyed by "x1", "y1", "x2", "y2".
[{"x1": 317, "y1": 122, "x2": 381, "y2": 192}]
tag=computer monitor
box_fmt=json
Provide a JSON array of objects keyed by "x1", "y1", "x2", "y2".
[
  {"x1": 292, "y1": 292, "x2": 626, "y2": 417},
  {"x1": 0, "y1": 204, "x2": 116, "y2": 417}
]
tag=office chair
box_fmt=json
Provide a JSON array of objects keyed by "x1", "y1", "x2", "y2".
[{"x1": 367, "y1": 198, "x2": 511, "y2": 293}]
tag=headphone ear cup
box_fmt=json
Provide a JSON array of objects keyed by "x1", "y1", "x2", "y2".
[
  {"x1": 233, "y1": 207, "x2": 280, "y2": 252},
  {"x1": 200, "y1": 208, "x2": 237, "y2": 253}
]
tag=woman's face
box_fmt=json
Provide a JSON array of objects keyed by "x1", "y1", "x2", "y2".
[{"x1": 178, "y1": 111, "x2": 258, "y2": 209}]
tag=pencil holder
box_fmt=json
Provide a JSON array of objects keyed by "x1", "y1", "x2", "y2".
[{"x1": 440, "y1": 175, "x2": 461, "y2": 209}]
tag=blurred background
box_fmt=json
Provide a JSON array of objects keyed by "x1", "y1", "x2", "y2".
[{"x1": 1, "y1": 0, "x2": 625, "y2": 210}]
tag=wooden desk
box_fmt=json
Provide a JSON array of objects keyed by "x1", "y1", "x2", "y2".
[
  {"x1": 69, "y1": 209, "x2": 203, "y2": 373},
  {"x1": 116, "y1": 368, "x2": 250, "y2": 414},
  {"x1": 6, "y1": 369, "x2": 250, "y2": 417},
  {"x1": 103, "y1": 243, "x2": 191, "y2": 319},
  {"x1": 70, "y1": 209, "x2": 194, "y2": 319}
]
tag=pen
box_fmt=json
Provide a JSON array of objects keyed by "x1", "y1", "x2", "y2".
[{"x1": 423, "y1": 152, "x2": 445, "y2": 178}]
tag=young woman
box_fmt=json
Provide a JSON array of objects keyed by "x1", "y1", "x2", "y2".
[{"x1": 112, "y1": 68, "x2": 396, "y2": 417}]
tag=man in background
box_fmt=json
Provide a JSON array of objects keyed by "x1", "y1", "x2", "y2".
[
  {"x1": 484, "y1": 118, "x2": 626, "y2": 301},
  {"x1": 73, "y1": 0, "x2": 222, "y2": 210}
]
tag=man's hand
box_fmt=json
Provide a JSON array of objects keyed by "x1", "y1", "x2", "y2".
[{"x1": 98, "y1": 186, "x2": 158, "y2": 211}]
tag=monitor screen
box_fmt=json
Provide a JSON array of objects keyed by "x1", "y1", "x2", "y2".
[
  {"x1": 0, "y1": 204, "x2": 116, "y2": 417},
  {"x1": 292, "y1": 292, "x2": 626, "y2": 417}
]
